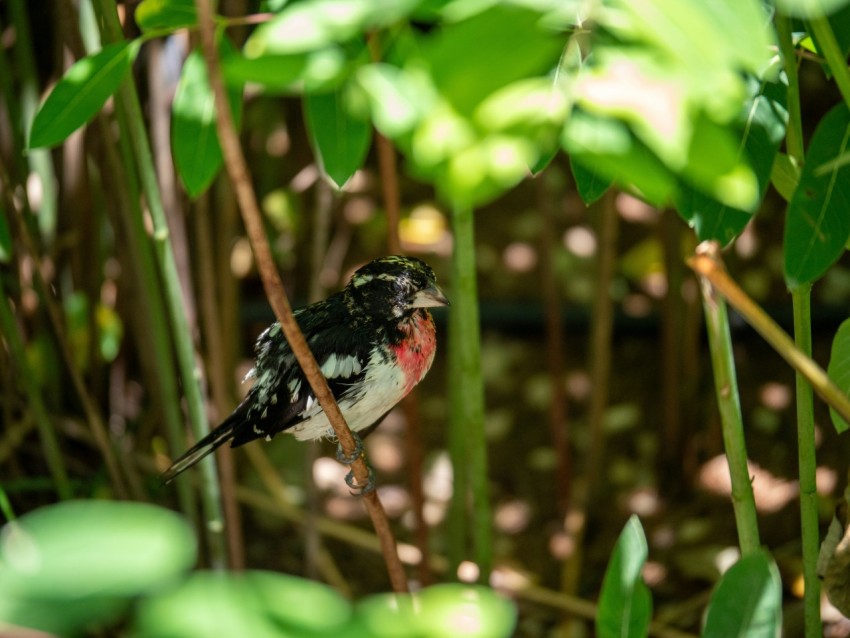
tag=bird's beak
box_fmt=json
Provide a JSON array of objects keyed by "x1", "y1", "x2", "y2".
[{"x1": 410, "y1": 284, "x2": 450, "y2": 308}]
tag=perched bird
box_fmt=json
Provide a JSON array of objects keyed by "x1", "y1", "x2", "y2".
[{"x1": 162, "y1": 255, "x2": 449, "y2": 483}]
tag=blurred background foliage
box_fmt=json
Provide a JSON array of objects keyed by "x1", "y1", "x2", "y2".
[{"x1": 3, "y1": 0, "x2": 850, "y2": 636}]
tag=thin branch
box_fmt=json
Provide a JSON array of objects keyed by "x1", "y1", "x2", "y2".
[
  {"x1": 687, "y1": 242, "x2": 850, "y2": 425},
  {"x1": 193, "y1": 0, "x2": 408, "y2": 592}
]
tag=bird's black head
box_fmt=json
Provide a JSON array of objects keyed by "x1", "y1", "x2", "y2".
[{"x1": 346, "y1": 256, "x2": 449, "y2": 318}]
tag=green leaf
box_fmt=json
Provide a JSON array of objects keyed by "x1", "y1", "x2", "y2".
[
  {"x1": 562, "y1": 111, "x2": 677, "y2": 207},
  {"x1": 676, "y1": 76, "x2": 788, "y2": 243},
  {"x1": 415, "y1": 584, "x2": 517, "y2": 638},
  {"x1": 570, "y1": 156, "x2": 613, "y2": 204},
  {"x1": 596, "y1": 515, "x2": 652, "y2": 638},
  {"x1": 29, "y1": 40, "x2": 139, "y2": 149},
  {"x1": 421, "y1": 5, "x2": 564, "y2": 117},
  {"x1": 702, "y1": 550, "x2": 782, "y2": 638},
  {"x1": 0, "y1": 501, "x2": 196, "y2": 635},
  {"x1": 305, "y1": 88, "x2": 373, "y2": 189},
  {"x1": 827, "y1": 318, "x2": 850, "y2": 433},
  {"x1": 784, "y1": 103, "x2": 850, "y2": 287},
  {"x1": 136, "y1": 571, "x2": 352, "y2": 637},
  {"x1": 771, "y1": 153, "x2": 800, "y2": 202},
  {"x1": 771, "y1": 0, "x2": 850, "y2": 18},
  {"x1": 172, "y1": 39, "x2": 243, "y2": 198},
  {"x1": 135, "y1": 0, "x2": 197, "y2": 32}
]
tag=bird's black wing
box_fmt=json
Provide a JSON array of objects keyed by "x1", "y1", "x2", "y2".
[{"x1": 228, "y1": 295, "x2": 373, "y2": 447}]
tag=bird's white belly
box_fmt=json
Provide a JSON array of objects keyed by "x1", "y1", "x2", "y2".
[{"x1": 290, "y1": 349, "x2": 408, "y2": 441}]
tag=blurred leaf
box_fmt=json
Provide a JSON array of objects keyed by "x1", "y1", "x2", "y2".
[
  {"x1": 96, "y1": 304, "x2": 123, "y2": 363},
  {"x1": 771, "y1": 0, "x2": 850, "y2": 18},
  {"x1": 305, "y1": 88, "x2": 373, "y2": 189},
  {"x1": 223, "y1": 47, "x2": 353, "y2": 94},
  {"x1": 702, "y1": 550, "x2": 782, "y2": 638},
  {"x1": 570, "y1": 156, "x2": 613, "y2": 204},
  {"x1": 135, "y1": 0, "x2": 197, "y2": 32},
  {"x1": 415, "y1": 584, "x2": 517, "y2": 638},
  {"x1": 245, "y1": 0, "x2": 420, "y2": 56},
  {"x1": 0, "y1": 501, "x2": 196, "y2": 635},
  {"x1": 827, "y1": 318, "x2": 850, "y2": 433},
  {"x1": 563, "y1": 111, "x2": 676, "y2": 207},
  {"x1": 421, "y1": 5, "x2": 564, "y2": 117},
  {"x1": 784, "y1": 103, "x2": 850, "y2": 287},
  {"x1": 356, "y1": 64, "x2": 436, "y2": 138},
  {"x1": 136, "y1": 571, "x2": 352, "y2": 637},
  {"x1": 676, "y1": 76, "x2": 788, "y2": 243},
  {"x1": 596, "y1": 515, "x2": 652, "y2": 638},
  {"x1": 29, "y1": 40, "x2": 139, "y2": 149},
  {"x1": 771, "y1": 153, "x2": 800, "y2": 202},
  {"x1": 173, "y1": 39, "x2": 243, "y2": 198}
]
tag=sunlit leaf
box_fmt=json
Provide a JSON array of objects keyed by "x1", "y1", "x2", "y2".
[
  {"x1": 415, "y1": 584, "x2": 517, "y2": 638},
  {"x1": 136, "y1": 571, "x2": 351, "y2": 637},
  {"x1": 784, "y1": 103, "x2": 850, "y2": 287},
  {"x1": 827, "y1": 318, "x2": 850, "y2": 433},
  {"x1": 172, "y1": 39, "x2": 243, "y2": 198},
  {"x1": 305, "y1": 88, "x2": 372, "y2": 189},
  {"x1": 135, "y1": 0, "x2": 197, "y2": 32},
  {"x1": 702, "y1": 550, "x2": 782, "y2": 638},
  {"x1": 29, "y1": 40, "x2": 139, "y2": 149},
  {"x1": 771, "y1": 153, "x2": 800, "y2": 202},
  {"x1": 596, "y1": 515, "x2": 652, "y2": 638},
  {"x1": 0, "y1": 501, "x2": 196, "y2": 635}
]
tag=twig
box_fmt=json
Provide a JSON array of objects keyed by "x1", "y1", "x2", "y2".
[
  {"x1": 687, "y1": 242, "x2": 850, "y2": 425},
  {"x1": 193, "y1": 0, "x2": 408, "y2": 592}
]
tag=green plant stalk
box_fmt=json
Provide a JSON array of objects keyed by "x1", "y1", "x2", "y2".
[
  {"x1": 698, "y1": 277, "x2": 760, "y2": 556},
  {"x1": 0, "y1": 483, "x2": 15, "y2": 522},
  {"x1": 448, "y1": 204, "x2": 492, "y2": 582},
  {"x1": 809, "y1": 17, "x2": 850, "y2": 112},
  {"x1": 792, "y1": 286, "x2": 822, "y2": 636},
  {"x1": 775, "y1": 14, "x2": 805, "y2": 164},
  {"x1": 0, "y1": 278, "x2": 72, "y2": 500},
  {"x1": 94, "y1": 0, "x2": 227, "y2": 568},
  {"x1": 8, "y1": 0, "x2": 58, "y2": 244}
]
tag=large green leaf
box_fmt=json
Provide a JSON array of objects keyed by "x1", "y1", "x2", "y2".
[
  {"x1": 596, "y1": 515, "x2": 652, "y2": 638},
  {"x1": 784, "y1": 103, "x2": 850, "y2": 287},
  {"x1": 827, "y1": 318, "x2": 850, "y2": 433},
  {"x1": 136, "y1": 571, "x2": 352, "y2": 637},
  {"x1": 172, "y1": 39, "x2": 243, "y2": 198},
  {"x1": 135, "y1": 0, "x2": 197, "y2": 32},
  {"x1": 305, "y1": 88, "x2": 373, "y2": 189},
  {"x1": 29, "y1": 40, "x2": 139, "y2": 149},
  {"x1": 0, "y1": 501, "x2": 196, "y2": 635},
  {"x1": 420, "y1": 4, "x2": 564, "y2": 117},
  {"x1": 570, "y1": 156, "x2": 614, "y2": 204},
  {"x1": 676, "y1": 76, "x2": 788, "y2": 244},
  {"x1": 702, "y1": 550, "x2": 782, "y2": 638}
]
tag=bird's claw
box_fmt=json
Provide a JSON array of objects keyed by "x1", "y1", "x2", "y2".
[
  {"x1": 345, "y1": 465, "x2": 376, "y2": 495},
  {"x1": 335, "y1": 432, "x2": 364, "y2": 465}
]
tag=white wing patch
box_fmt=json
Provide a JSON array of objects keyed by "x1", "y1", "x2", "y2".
[{"x1": 319, "y1": 353, "x2": 362, "y2": 380}]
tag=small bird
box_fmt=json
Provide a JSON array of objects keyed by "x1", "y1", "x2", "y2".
[{"x1": 162, "y1": 256, "x2": 449, "y2": 483}]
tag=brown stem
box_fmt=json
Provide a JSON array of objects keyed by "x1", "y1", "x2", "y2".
[
  {"x1": 687, "y1": 241, "x2": 850, "y2": 426},
  {"x1": 194, "y1": 0, "x2": 408, "y2": 592}
]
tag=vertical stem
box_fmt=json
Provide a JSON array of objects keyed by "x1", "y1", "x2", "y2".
[
  {"x1": 0, "y1": 278, "x2": 72, "y2": 500},
  {"x1": 448, "y1": 204, "x2": 491, "y2": 581},
  {"x1": 775, "y1": 14, "x2": 805, "y2": 164},
  {"x1": 809, "y1": 17, "x2": 850, "y2": 111},
  {"x1": 94, "y1": 0, "x2": 228, "y2": 568},
  {"x1": 697, "y1": 269, "x2": 760, "y2": 556},
  {"x1": 792, "y1": 285, "x2": 822, "y2": 638}
]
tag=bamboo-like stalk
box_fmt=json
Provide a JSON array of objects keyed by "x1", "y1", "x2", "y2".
[
  {"x1": 809, "y1": 17, "x2": 850, "y2": 111},
  {"x1": 691, "y1": 244, "x2": 761, "y2": 556},
  {"x1": 0, "y1": 277, "x2": 72, "y2": 500},
  {"x1": 93, "y1": 0, "x2": 228, "y2": 568},
  {"x1": 193, "y1": 0, "x2": 408, "y2": 592},
  {"x1": 448, "y1": 203, "x2": 491, "y2": 582}
]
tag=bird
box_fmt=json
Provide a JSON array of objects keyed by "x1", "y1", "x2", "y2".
[{"x1": 162, "y1": 255, "x2": 449, "y2": 483}]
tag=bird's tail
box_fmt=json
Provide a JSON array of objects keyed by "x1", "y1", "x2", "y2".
[{"x1": 161, "y1": 417, "x2": 238, "y2": 484}]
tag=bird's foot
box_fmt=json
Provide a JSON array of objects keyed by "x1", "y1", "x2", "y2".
[
  {"x1": 335, "y1": 432, "x2": 364, "y2": 465},
  {"x1": 345, "y1": 465, "x2": 376, "y2": 495}
]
